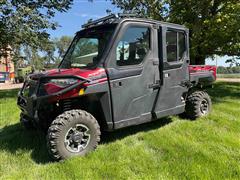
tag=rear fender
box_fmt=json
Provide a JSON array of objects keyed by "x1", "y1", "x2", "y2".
[
  {"x1": 189, "y1": 65, "x2": 216, "y2": 88},
  {"x1": 190, "y1": 71, "x2": 215, "y2": 87}
]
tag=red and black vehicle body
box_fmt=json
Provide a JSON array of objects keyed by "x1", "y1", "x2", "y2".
[
  {"x1": 18, "y1": 67, "x2": 112, "y2": 129},
  {"x1": 17, "y1": 14, "x2": 216, "y2": 160},
  {"x1": 18, "y1": 64, "x2": 216, "y2": 130}
]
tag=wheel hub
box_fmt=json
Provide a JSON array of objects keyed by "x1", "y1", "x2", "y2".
[
  {"x1": 70, "y1": 131, "x2": 83, "y2": 143},
  {"x1": 200, "y1": 99, "x2": 209, "y2": 115},
  {"x1": 64, "y1": 124, "x2": 91, "y2": 153}
]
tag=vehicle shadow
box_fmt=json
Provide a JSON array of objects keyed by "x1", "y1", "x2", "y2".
[
  {"x1": 207, "y1": 82, "x2": 240, "y2": 103},
  {"x1": 0, "y1": 117, "x2": 172, "y2": 164},
  {"x1": 0, "y1": 123, "x2": 51, "y2": 164},
  {"x1": 101, "y1": 117, "x2": 172, "y2": 143}
]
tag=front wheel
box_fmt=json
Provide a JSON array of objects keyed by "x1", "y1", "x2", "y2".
[
  {"x1": 185, "y1": 90, "x2": 212, "y2": 120},
  {"x1": 47, "y1": 109, "x2": 101, "y2": 161}
]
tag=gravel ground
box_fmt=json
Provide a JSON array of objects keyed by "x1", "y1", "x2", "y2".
[{"x1": 0, "y1": 83, "x2": 23, "y2": 90}]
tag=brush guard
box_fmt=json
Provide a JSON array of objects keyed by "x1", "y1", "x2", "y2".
[{"x1": 17, "y1": 75, "x2": 91, "y2": 125}]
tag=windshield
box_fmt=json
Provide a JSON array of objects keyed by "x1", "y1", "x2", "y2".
[{"x1": 59, "y1": 24, "x2": 116, "y2": 69}]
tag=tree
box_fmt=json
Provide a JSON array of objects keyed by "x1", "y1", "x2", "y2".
[
  {"x1": 217, "y1": 66, "x2": 227, "y2": 74},
  {"x1": 17, "y1": 36, "x2": 73, "y2": 70},
  {"x1": 225, "y1": 57, "x2": 240, "y2": 67},
  {"x1": 0, "y1": 0, "x2": 73, "y2": 51},
  {"x1": 111, "y1": 0, "x2": 240, "y2": 65},
  {"x1": 42, "y1": 41, "x2": 56, "y2": 67},
  {"x1": 54, "y1": 36, "x2": 73, "y2": 60},
  {"x1": 23, "y1": 45, "x2": 44, "y2": 71}
]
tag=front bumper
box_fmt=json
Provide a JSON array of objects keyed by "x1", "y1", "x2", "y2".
[
  {"x1": 17, "y1": 79, "x2": 39, "y2": 121},
  {"x1": 18, "y1": 93, "x2": 36, "y2": 119},
  {"x1": 17, "y1": 75, "x2": 90, "y2": 123}
]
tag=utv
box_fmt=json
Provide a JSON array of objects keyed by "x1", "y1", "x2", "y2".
[{"x1": 17, "y1": 14, "x2": 216, "y2": 160}]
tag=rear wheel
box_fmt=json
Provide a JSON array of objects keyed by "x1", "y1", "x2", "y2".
[
  {"x1": 185, "y1": 90, "x2": 212, "y2": 120},
  {"x1": 47, "y1": 109, "x2": 101, "y2": 161}
]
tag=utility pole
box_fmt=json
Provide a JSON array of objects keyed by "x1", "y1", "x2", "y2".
[{"x1": 215, "y1": 56, "x2": 218, "y2": 67}]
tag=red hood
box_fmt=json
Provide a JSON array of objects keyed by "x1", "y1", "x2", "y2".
[
  {"x1": 27, "y1": 67, "x2": 107, "y2": 102},
  {"x1": 31, "y1": 68, "x2": 106, "y2": 80},
  {"x1": 46, "y1": 68, "x2": 106, "y2": 79}
]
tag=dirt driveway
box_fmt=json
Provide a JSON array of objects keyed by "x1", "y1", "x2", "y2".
[
  {"x1": 217, "y1": 78, "x2": 240, "y2": 83},
  {"x1": 0, "y1": 83, "x2": 23, "y2": 90}
]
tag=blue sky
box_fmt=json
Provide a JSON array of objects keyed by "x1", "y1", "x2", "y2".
[
  {"x1": 48, "y1": 0, "x2": 119, "y2": 38},
  {"x1": 48, "y1": 0, "x2": 229, "y2": 66}
]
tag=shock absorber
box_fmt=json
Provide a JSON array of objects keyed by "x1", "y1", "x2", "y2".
[{"x1": 62, "y1": 99, "x2": 72, "y2": 112}]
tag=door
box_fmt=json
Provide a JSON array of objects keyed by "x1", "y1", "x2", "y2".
[
  {"x1": 153, "y1": 26, "x2": 190, "y2": 118},
  {"x1": 106, "y1": 22, "x2": 160, "y2": 129}
]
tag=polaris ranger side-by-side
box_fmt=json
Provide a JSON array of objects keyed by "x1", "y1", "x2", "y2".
[{"x1": 17, "y1": 14, "x2": 216, "y2": 160}]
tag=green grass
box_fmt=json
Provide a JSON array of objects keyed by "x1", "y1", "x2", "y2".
[
  {"x1": 0, "y1": 82, "x2": 240, "y2": 179},
  {"x1": 217, "y1": 74, "x2": 240, "y2": 78}
]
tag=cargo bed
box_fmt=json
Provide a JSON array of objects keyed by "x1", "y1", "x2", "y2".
[{"x1": 189, "y1": 65, "x2": 217, "y2": 87}]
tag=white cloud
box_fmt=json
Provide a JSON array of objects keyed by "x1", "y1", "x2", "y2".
[{"x1": 74, "y1": 13, "x2": 104, "y2": 19}]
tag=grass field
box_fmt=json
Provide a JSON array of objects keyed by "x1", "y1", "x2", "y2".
[
  {"x1": 0, "y1": 82, "x2": 240, "y2": 179},
  {"x1": 217, "y1": 74, "x2": 240, "y2": 79}
]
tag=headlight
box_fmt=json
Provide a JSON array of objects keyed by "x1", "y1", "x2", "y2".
[{"x1": 49, "y1": 78, "x2": 78, "y2": 87}]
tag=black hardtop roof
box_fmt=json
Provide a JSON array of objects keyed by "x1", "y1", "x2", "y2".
[{"x1": 81, "y1": 14, "x2": 188, "y2": 31}]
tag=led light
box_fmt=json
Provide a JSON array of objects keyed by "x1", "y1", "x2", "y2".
[
  {"x1": 49, "y1": 78, "x2": 78, "y2": 87},
  {"x1": 79, "y1": 88, "x2": 85, "y2": 95}
]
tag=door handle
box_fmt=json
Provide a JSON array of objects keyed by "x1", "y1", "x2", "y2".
[
  {"x1": 148, "y1": 82, "x2": 160, "y2": 89},
  {"x1": 111, "y1": 81, "x2": 122, "y2": 88}
]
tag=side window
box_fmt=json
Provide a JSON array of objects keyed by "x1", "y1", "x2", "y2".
[
  {"x1": 166, "y1": 31, "x2": 177, "y2": 62},
  {"x1": 116, "y1": 27, "x2": 150, "y2": 66},
  {"x1": 178, "y1": 32, "x2": 186, "y2": 60},
  {"x1": 166, "y1": 30, "x2": 186, "y2": 62}
]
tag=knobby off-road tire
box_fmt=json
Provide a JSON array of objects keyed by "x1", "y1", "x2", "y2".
[
  {"x1": 47, "y1": 109, "x2": 101, "y2": 161},
  {"x1": 185, "y1": 91, "x2": 212, "y2": 120},
  {"x1": 20, "y1": 113, "x2": 34, "y2": 130}
]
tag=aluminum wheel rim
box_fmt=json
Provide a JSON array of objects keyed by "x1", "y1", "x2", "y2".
[
  {"x1": 64, "y1": 124, "x2": 91, "y2": 153},
  {"x1": 200, "y1": 99, "x2": 209, "y2": 115}
]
